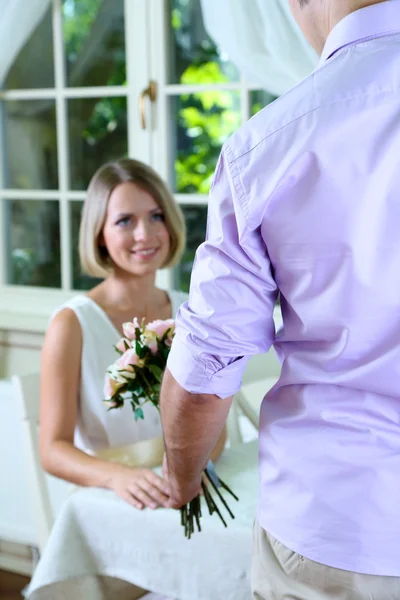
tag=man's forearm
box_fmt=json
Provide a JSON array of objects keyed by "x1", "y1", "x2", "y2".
[{"x1": 160, "y1": 368, "x2": 232, "y2": 505}]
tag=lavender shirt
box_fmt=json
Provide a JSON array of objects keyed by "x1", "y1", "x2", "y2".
[{"x1": 168, "y1": 1, "x2": 400, "y2": 575}]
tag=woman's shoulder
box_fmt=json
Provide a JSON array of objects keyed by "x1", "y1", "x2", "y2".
[
  {"x1": 44, "y1": 300, "x2": 83, "y2": 350},
  {"x1": 49, "y1": 295, "x2": 108, "y2": 337},
  {"x1": 51, "y1": 294, "x2": 91, "y2": 322}
]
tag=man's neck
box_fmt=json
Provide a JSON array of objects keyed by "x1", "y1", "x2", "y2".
[
  {"x1": 331, "y1": 0, "x2": 388, "y2": 29},
  {"x1": 313, "y1": 0, "x2": 389, "y2": 54}
]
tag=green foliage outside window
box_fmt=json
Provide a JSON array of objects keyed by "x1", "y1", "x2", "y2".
[{"x1": 7, "y1": 0, "x2": 275, "y2": 290}]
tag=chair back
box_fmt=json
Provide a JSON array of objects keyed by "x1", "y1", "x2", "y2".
[{"x1": 12, "y1": 373, "x2": 53, "y2": 554}]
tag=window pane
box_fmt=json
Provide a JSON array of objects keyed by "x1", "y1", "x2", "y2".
[
  {"x1": 168, "y1": 0, "x2": 239, "y2": 84},
  {"x1": 5, "y1": 200, "x2": 61, "y2": 287},
  {"x1": 68, "y1": 97, "x2": 127, "y2": 190},
  {"x1": 170, "y1": 92, "x2": 240, "y2": 194},
  {"x1": 63, "y1": 0, "x2": 126, "y2": 87},
  {"x1": 250, "y1": 90, "x2": 277, "y2": 117},
  {"x1": 70, "y1": 201, "x2": 103, "y2": 290},
  {"x1": 175, "y1": 204, "x2": 207, "y2": 293},
  {"x1": 1, "y1": 100, "x2": 58, "y2": 189},
  {"x1": 3, "y1": 8, "x2": 54, "y2": 90}
]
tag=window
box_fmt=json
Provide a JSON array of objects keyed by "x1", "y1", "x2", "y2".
[{"x1": 0, "y1": 0, "x2": 275, "y2": 317}]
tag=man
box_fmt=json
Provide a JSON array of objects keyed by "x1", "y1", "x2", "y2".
[{"x1": 160, "y1": 0, "x2": 400, "y2": 597}]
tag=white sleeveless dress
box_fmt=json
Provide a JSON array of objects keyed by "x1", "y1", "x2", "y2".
[{"x1": 54, "y1": 289, "x2": 188, "y2": 454}]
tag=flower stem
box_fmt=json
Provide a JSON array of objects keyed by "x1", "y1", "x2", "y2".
[{"x1": 138, "y1": 370, "x2": 156, "y2": 404}]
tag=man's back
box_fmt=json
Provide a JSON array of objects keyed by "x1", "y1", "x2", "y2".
[
  {"x1": 223, "y1": 15, "x2": 400, "y2": 575},
  {"x1": 162, "y1": 1, "x2": 400, "y2": 596}
]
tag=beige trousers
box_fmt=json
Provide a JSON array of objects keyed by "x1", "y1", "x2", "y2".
[{"x1": 252, "y1": 520, "x2": 400, "y2": 600}]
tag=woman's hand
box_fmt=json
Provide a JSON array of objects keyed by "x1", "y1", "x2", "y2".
[{"x1": 108, "y1": 465, "x2": 170, "y2": 510}]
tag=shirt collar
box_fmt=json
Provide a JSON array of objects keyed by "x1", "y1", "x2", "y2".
[{"x1": 320, "y1": 0, "x2": 400, "y2": 64}]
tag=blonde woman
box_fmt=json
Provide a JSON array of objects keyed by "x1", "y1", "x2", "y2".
[{"x1": 38, "y1": 158, "x2": 226, "y2": 599}]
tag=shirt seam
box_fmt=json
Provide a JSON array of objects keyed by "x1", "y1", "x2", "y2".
[
  {"x1": 324, "y1": 28, "x2": 400, "y2": 62},
  {"x1": 226, "y1": 53, "x2": 400, "y2": 165},
  {"x1": 224, "y1": 85, "x2": 400, "y2": 228},
  {"x1": 223, "y1": 144, "x2": 250, "y2": 220},
  {"x1": 222, "y1": 42, "x2": 374, "y2": 223}
]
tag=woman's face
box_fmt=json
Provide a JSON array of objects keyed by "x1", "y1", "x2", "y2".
[{"x1": 101, "y1": 182, "x2": 170, "y2": 277}]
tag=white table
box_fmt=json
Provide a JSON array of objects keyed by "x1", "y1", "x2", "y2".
[{"x1": 27, "y1": 441, "x2": 259, "y2": 600}]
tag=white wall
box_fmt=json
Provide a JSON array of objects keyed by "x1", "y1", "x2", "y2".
[{"x1": 0, "y1": 330, "x2": 43, "y2": 379}]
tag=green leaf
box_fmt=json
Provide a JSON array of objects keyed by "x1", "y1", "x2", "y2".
[
  {"x1": 181, "y1": 62, "x2": 228, "y2": 86},
  {"x1": 133, "y1": 386, "x2": 144, "y2": 397},
  {"x1": 139, "y1": 346, "x2": 148, "y2": 359},
  {"x1": 134, "y1": 407, "x2": 144, "y2": 421},
  {"x1": 150, "y1": 397, "x2": 160, "y2": 410},
  {"x1": 148, "y1": 364, "x2": 164, "y2": 382}
]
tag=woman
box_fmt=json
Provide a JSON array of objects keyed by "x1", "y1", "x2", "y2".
[{"x1": 38, "y1": 158, "x2": 226, "y2": 599}]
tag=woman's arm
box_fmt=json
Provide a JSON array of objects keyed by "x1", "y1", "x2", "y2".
[{"x1": 39, "y1": 309, "x2": 169, "y2": 509}]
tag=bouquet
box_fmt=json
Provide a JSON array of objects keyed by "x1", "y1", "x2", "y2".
[{"x1": 103, "y1": 317, "x2": 238, "y2": 538}]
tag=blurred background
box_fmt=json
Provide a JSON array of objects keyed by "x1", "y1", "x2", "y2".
[
  {"x1": 0, "y1": 0, "x2": 317, "y2": 589},
  {"x1": 0, "y1": 0, "x2": 317, "y2": 311},
  {"x1": 0, "y1": 0, "x2": 277, "y2": 299}
]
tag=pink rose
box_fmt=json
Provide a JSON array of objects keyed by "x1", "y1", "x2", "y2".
[
  {"x1": 146, "y1": 318, "x2": 175, "y2": 339},
  {"x1": 116, "y1": 337, "x2": 131, "y2": 352},
  {"x1": 117, "y1": 348, "x2": 141, "y2": 373},
  {"x1": 103, "y1": 374, "x2": 124, "y2": 400},
  {"x1": 140, "y1": 330, "x2": 158, "y2": 354},
  {"x1": 122, "y1": 318, "x2": 140, "y2": 340}
]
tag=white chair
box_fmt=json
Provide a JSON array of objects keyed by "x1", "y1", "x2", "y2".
[
  {"x1": 236, "y1": 376, "x2": 278, "y2": 429},
  {"x1": 12, "y1": 373, "x2": 53, "y2": 555}
]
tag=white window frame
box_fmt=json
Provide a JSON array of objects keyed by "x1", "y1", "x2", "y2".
[
  {"x1": 0, "y1": 0, "x2": 151, "y2": 325},
  {"x1": 149, "y1": 0, "x2": 273, "y2": 291},
  {"x1": 0, "y1": 0, "x2": 272, "y2": 330}
]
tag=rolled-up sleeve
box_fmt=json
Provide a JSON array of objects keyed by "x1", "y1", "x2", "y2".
[{"x1": 167, "y1": 146, "x2": 278, "y2": 398}]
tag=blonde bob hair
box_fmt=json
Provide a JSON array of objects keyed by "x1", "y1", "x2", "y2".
[{"x1": 79, "y1": 158, "x2": 186, "y2": 278}]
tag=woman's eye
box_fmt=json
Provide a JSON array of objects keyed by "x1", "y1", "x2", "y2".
[
  {"x1": 152, "y1": 213, "x2": 165, "y2": 222},
  {"x1": 116, "y1": 217, "x2": 130, "y2": 227}
]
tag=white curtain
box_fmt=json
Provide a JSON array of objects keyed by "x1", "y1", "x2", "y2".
[
  {"x1": 0, "y1": 0, "x2": 50, "y2": 85},
  {"x1": 200, "y1": 0, "x2": 318, "y2": 96}
]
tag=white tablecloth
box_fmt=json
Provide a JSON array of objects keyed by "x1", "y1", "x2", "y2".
[{"x1": 27, "y1": 441, "x2": 258, "y2": 600}]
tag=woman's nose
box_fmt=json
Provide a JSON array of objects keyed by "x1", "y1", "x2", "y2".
[{"x1": 133, "y1": 219, "x2": 151, "y2": 241}]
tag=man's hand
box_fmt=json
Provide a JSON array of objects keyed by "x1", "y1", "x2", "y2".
[
  {"x1": 162, "y1": 453, "x2": 202, "y2": 508},
  {"x1": 160, "y1": 369, "x2": 232, "y2": 509}
]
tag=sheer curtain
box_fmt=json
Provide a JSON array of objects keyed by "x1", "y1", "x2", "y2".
[
  {"x1": 200, "y1": 0, "x2": 318, "y2": 96},
  {"x1": 0, "y1": 0, "x2": 50, "y2": 86}
]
